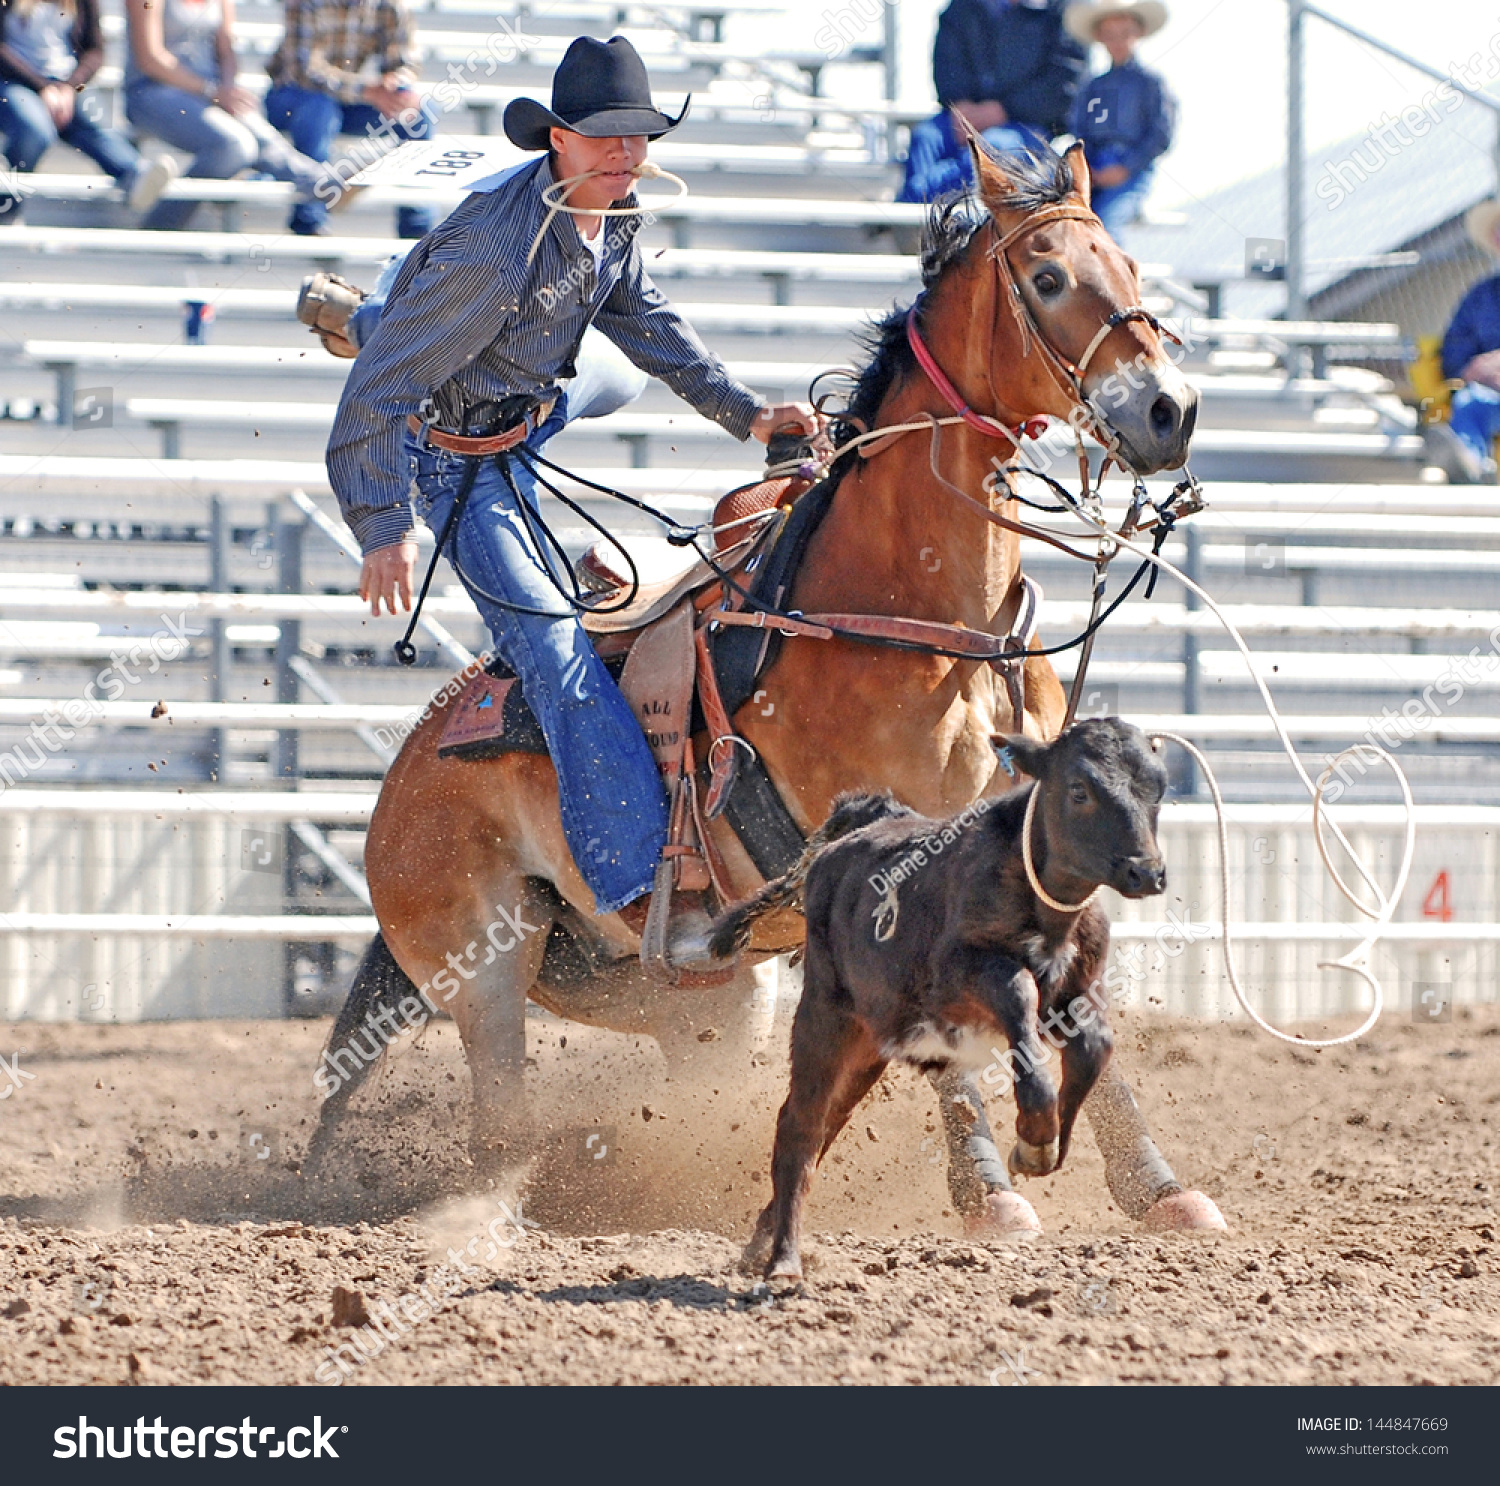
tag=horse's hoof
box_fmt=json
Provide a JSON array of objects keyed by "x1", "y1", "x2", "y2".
[
  {"x1": 1140, "y1": 1189, "x2": 1227, "y2": 1233},
  {"x1": 965, "y1": 1190, "x2": 1043, "y2": 1239}
]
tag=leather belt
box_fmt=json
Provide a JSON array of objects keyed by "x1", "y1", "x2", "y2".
[{"x1": 406, "y1": 396, "x2": 555, "y2": 457}]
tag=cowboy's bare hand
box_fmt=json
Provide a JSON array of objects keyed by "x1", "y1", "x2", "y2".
[
  {"x1": 360, "y1": 540, "x2": 417, "y2": 617},
  {"x1": 751, "y1": 401, "x2": 823, "y2": 444}
]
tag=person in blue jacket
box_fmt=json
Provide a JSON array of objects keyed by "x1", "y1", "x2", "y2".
[
  {"x1": 1437, "y1": 199, "x2": 1500, "y2": 483},
  {"x1": 897, "y1": 0, "x2": 1086, "y2": 204},
  {"x1": 1065, "y1": 2, "x2": 1174, "y2": 235}
]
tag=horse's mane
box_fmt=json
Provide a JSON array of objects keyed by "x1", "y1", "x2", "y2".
[{"x1": 833, "y1": 146, "x2": 1076, "y2": 455}]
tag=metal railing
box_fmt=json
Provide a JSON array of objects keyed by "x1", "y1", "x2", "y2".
[{"x1": 1285, "y1": 0, "x2": 1500, "y2": 319}]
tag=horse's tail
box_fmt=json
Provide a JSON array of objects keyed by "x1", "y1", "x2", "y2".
[
  {"x1": 707, "y1": 790, "x2": 912, "y2": 958},
  {"x1": 304, "y1": 933, "x2": 417, "y2": 1173}
]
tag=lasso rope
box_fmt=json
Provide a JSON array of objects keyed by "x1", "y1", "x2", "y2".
[
  {"x1": 1046, "y1": 502, "x2": 1418, "y2": 1049},
  {"x1": 1152, "y1": 732, "x2": 1414, "y2": 1050},
  {"x1": 525, "y1": 159, "x2": 689, "y2": 265}
]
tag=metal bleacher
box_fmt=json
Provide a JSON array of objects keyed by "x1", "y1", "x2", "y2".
[{"x1": 4, "y1": 0, "x2": 1495, "y2": 1021}]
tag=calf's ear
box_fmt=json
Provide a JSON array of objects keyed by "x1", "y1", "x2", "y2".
[{"x1": 991, "y1": 733, "x2": 1048, "y2": 780}]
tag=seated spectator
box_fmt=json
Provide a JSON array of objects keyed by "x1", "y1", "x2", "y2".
[
  {"x1": 1436, "y1": 199, "x2": 1500, "y2": 484},
  {"x1": 264, "y1": 0, "x2": 435, "y2": 239},
  {"x1": 126, "y1": 0, "x2": 327, "y2": 232},
  {"x1": 898, "y1": 0, "x2": 1086, "y2": 205},
  {"x1": 1065, "y1": 2, "x2": 1174, "y2": 236},
  {"x1": 0, "y1": 0, "x2": 175, "y2": 225}
]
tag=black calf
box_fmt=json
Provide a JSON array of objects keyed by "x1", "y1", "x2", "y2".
[{"x1": 713, "y1": 718, "x2": 1169, "y2": 1279}]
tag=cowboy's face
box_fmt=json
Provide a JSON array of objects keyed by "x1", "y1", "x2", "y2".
[
  {"x1": 550, "y1": 129, "x2": 648, "y2": 207},
  {"x1": 1095, "y1": 13, "x2": 1144, "y2": 65}
]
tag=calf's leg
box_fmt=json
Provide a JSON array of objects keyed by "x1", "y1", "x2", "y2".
[
  {"x1": 753, "y1": 942, "x2": 886, "y2": 1279},
  {"x1": 1084, "y1": 1066, "x2": 1227, "y2": 1231},
  {"x1": 970, "y1": 962, "x2": 1060, "y2": 1178},
  {"x1": 1048, "y1": 967, "x2": 1114, "y2": 1168},
  {"x1": 928, "y1": 1067, "x2": 1043, "y2": 1237}
]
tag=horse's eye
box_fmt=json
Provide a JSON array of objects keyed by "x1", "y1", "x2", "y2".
[
  {"x1": 1033, "y1": 269, "x2": 1064, "y2": 297},
  {"x1": 1069, "y1": 782, "x2": 1089, "y2": 805}
]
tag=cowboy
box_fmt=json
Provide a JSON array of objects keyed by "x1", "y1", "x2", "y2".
[
  {"x1": 1065, "y1": 2, "x2": 1175, "y2": 236},
  {"x1": 1436, "y1": 199, "x2": 1500, "y2": 484},
  {"x1": 321, "y1": 35, "x2": 820, "y2": 965},
  {"x1": 897, "y1": 0, "x2": 1086, "y2": 204}
]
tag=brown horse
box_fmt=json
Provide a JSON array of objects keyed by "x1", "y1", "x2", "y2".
[{"x1": 310, "y1": 141, "x2": 1224, "y2": 1235}]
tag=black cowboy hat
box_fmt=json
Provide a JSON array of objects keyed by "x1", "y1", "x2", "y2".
[{"x1": 503, "y1": 36, "x2": 690, "y2": 152}]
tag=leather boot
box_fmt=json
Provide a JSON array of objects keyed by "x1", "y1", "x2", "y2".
[
  {"x1": 617, "y1": 891, "x2": 733, "y2": 979},
  {"x1": 296, "y1": 271, "x2": 365, "y2": 359}
]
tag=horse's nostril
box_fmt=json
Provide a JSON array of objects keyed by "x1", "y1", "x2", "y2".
[{"x1": 1148, "y1": 394, "x2": 1179, "y2": 442}]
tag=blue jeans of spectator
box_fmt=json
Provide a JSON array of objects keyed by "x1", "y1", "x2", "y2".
[
  {"x1": 1086, "y1": 145, "x2": 1154, "y2": 237},
  {"x1": 406, "y1": 334, "x2": 663, "y2": 913},
  {"x1": 0, "y1": 80, "x2": 143, "y2": 219},
  {"x1": 1450, "y1": 382, "x2": 1500, "y2": 464},
  {"x1": 264, "y1": 82, "x2": 436, "y2": 237},
  {"x1": 898, "y1": 111, "x2": 1049, "y2": 203},
  {"x1": 128, "y1": 81, "x2": 327, "y2": 231}
]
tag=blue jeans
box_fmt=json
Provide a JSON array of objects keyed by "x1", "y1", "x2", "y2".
[
  {"x1": 1086, "y1": 145, "x2": 1155, "y2": 237},
  {"x1": 898, "y1": 111, "x2": 1049, "y2": 203},
  {"x1": 128, "y1": 80, "x2": 326, "y2": 231},
  {"x1": 0, "y1": 80, "x2": 143, "y2": 219},
  {"x1": 1450, "y1": 382, "x2": 1500, "y2": 464},
  {"x1": 264, "y1": 82, "x2": 435, "y2": 237},
  {"x1": 407, "y1": 335, "x2": 663, "y2": 912}
]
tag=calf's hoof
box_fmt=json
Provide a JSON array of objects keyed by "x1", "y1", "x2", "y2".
[
  {"x1": 1007, "y1": 1137, "x2": 1060, "y2": 1179},
  {"x1": 964, "y1": 1190, "x2": 1042, "y2": 1239},
  {"x1": 1140, "y1": 1189, "x2": 1227, "y2": 1233}
]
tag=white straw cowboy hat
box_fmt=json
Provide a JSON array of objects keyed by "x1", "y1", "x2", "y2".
[
  {"x1": 1466, "y1": 198, "x2": 1500, "y2": 257},
  {"x1": 1064, "y1": 1, "x2": 1168, "y2": 44}
]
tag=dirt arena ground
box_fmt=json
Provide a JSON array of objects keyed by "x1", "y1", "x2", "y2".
[{"x1": 0, "y1": 999, "x2": 1496, "y2": 1387}]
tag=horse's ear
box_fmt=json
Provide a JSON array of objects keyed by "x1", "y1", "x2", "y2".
[
  {"x1": 1063, "y1": 140, "x2": 1092, "y2": 210},
  {"x1": 956, "y1": 112, "x2": 1024, "y2": 208},
  {"x1": 992, "y1": 733, "x2": 1048, "y2": 781}
]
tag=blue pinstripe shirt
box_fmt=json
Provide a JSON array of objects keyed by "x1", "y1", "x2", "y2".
[{"x1": 328, "y1": 155, "x2": 767, "y2": 553}]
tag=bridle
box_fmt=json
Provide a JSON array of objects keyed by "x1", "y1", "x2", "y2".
[{"x1": 903, "y1": 202, "x2": 1181, "y2": 461}]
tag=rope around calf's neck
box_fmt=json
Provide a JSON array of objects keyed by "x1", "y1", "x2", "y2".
[{"x1": 1020, "y1": 785, "x2": 1099, "y2": 914}]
